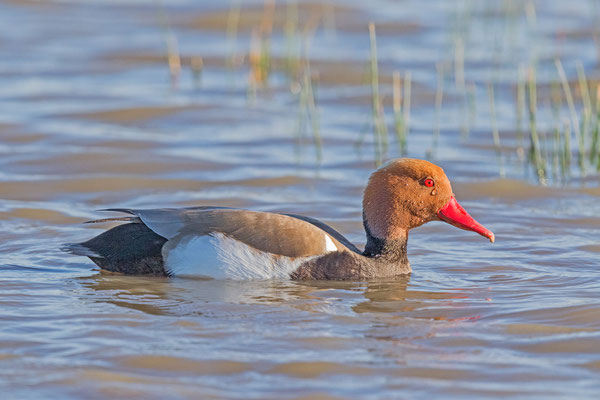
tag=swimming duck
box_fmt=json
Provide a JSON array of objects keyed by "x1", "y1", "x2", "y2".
[{"x1": 65, "y1": 158, "x2": 494, "y2": 280}]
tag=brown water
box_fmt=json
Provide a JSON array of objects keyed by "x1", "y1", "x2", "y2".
[{"x1": 1, "y1": 1, "x2": 599, "y2": 398}]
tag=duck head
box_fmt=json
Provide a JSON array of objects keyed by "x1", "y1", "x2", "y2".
[{"x1": 362, "y1": 158, "x2": 494, "y2": 256}]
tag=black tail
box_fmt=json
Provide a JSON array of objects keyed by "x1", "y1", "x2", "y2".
[{"x1": 64, "y1": 223, "x2": 168, "y2": 276}]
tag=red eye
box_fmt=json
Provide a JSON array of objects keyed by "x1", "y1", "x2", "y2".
[{"x1": 423, "y1": 178, "x2": 434, "y2": 187}]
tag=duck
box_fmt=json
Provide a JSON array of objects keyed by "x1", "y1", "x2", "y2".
[{"x1": 65, "y1": 158, "x2": 494, "y2": 280}]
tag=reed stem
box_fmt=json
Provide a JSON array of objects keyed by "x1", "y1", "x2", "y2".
[
  {"x1": 432, "y1": 62, "x2": 445, "y2": 156},
  {"x1": 488, "y1": 82, "x2": 504, "y2": 176},
  {"x1": 555, "y1": 59, "x2": 584, "y2": 172},
  {"x1": 403, "y1": 71, "x2": 412, "y2": 139},
  {"x1": 393, "y1": 71, "x2": 407, "y2": 155},
  {"x1": 592, "y1": 84, "x2": 600, "y2": 169},
  {"x1": 226, "y1": 0, "x2": 241, "y2": 71},
  {"x1": 527, "y1": 66, "x2": 545, "y2": 182},
  {"x1": 369, "y1": 23, "x2": 388, "y2": 165},
  {"x1": 516, "y1": 65, "x2": 526, "y2": 156},
  {"x1": 488, "y1": 83, "x2": 501, "y2": 152}
]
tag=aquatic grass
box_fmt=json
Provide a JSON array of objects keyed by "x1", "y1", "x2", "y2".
[
  {"x1": 155, "y1": 4, "x2": 181, "y2": 87},
  {"x1": 294, "y1": 66, "x2": 322, "y2": 163},
  {"x1": 454, "y1": 37, "x2": 465, "y2": 93},
  {"x1": 550, "y1": 80, "x2": 563, "y2": 179},
  {"x1": 550, "y1": 81, "x2": 562, "y2": 121},
  {"x1": 540, "y1": 115, "x2": 550, "y2": 177},
  {"x1": 191, "y1": 56, "x2": 203, "y2": 88},
  {"x1": 393, "y1": 71, "x2": 407, "y2": 155},
  {"x1": 591, "y1": 84, "x2": 600, "y2": 168},
  {"x1": 453, "y1": 32, "x2": 466, "y2": 140},
  {"x1": 403, "y1": 71, "x2": 412, "y2": 140},
  {"x1": 166, "y1": 33, "x2": 181, "y2": 87},
  {"x1": 429, "y1": 62, "x2": 445, "y2": 157},
  {"x1": 305, "y1": 67, "x2": 322, "y2": 162},
  {"x1": 563, "y1": 120, "x2": 572, "y2": 176},
  {"x1": 516, "y1": 65, "x2": 526, "y2": 158},
  {"x1": 576, "y1": 61, "x2": 592, "y2": 169},
  {"x1": 248, "y1": 0, "x2": 275, "y2": 94},
  {"x1": 527, "y1": 66, "x2": 546, "y2": 183},
  {"x1": 460, "y1": 82, "x2": 476, "y2": 140},
  {"x1": 488, "y1": 83, "x2": 501, "y2": 151},
  {"x1": 516, "y1": 60, "x2": 600, "y2": 181},
  {"x1": 226, "y1": 0, "x2": 242, "y2": 72},
  {"x1": 555, "y1": 58, "x2": 584, "y2": 172},
  {"x1": 294, "y1": 15, "x2": 322, "y2": 163},
  {"x1": 284, "y1": 1, "x2": 300, "y2": 79},
  {"x1": 178, "y1": 1, "x2": 600, "y2": 183},
  {"x1": 552, "y1": 120, "x2": 560, "y2": 181},
  {"x1": 392, "y1": 71, "x2": 412, "y2": 156},
  {"x1": 247, "y1": 28, "x2": 260, "y2": 102},
  {"x1": 503, "y1": 0, "x2": 520, "y2": 54},
  {"x1": 488, "y1": 82, "x2": 504, "y2": 176},
  {"x1": 576, "y1": 61, "x2": 592, "y2": 126},
  {"x1": 368, "y1": 22, "x2": 388, "y2": 166},
  {"x1": 258, "y1": 36, "x2": 272, "y2": 85}
]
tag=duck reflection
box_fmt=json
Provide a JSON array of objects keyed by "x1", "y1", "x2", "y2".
[
  {"x1": 79, "y1": 271, "x2": 409, "y2": 314},
  {"x1": 79, "y1": 272, "x2": 315, "y2": 316},
  {"x1": 79, "y1": 271, "x2": 474, "y2": 321}
]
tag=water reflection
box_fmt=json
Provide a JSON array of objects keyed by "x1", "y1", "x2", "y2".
[
  {"x1": 79, "y1": 273, "x2": 408, "y2": 315},
  {"x1": 80, "y1": 272, "x2": 481, "y2": 322}
]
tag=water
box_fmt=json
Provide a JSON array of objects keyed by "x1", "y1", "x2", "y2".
[{"x1": 1, "y1": 0, "x2": 599, "y2": 398}]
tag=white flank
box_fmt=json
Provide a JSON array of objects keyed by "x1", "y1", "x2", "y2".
[
  {"x1": 163, "y1": 235, "x2": 225, "y2": 278},
  {"x1": 163, "y1": 233, "x2": 318, "y2": 280},
  {"x1": 324, "y1": 234, "x2": 337, "y2": 252}
]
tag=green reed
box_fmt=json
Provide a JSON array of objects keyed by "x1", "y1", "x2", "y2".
[
  {"x1": 576, "y1": 61, "x2": 592, "y2": 173},
  {"x1": 403, "y1": 71, "x2": 412, "y2": 140},
  {"x1": 516, "y1": 65, "x2": 526, "y2": 157},
  {"x1": 454, "y1": 36, "x2": 467, "y2": 140},
  {"x1": 488, "y1": 82, "x2": 504, "y2": 176},
  {"x1": 516, "y1": 59, "x2": 600, "y2": 181},
  {"x1": 550, "y1": 80, "x2": 563, "y2": 179},
  {"x1": 155, "y1": 4, "x2": 181, "y2": 87},
  {"x1": 226, "y1": 0, "x2": 241, "y2": 72},
  {"x1": 563, "y1": 120, "x2": 572, "y2": 176},
  {"x1": 430, "y1": 62, "x2": 445, "y2": 157},
  {"x1": 591, "y1": 84, "x2": 600, "y2": 168},
  {"x1": 576, "y1": 62, "x2": 592, "y2": 128},
  {"x1": 191, "y1": 56, "x2": 203, "y2": 88},
  {"x1": 306, "y1": 68, "x2": 322, "y2": 162},
  {"x1": 552, "y1": 120, "x2": 560, "y2": 181},
  {"x1": 294, "y1": 39, "x2": 322, "y2": 163},
  {"x1": 461, "y1": 82, "x2": 476, "y2": 140},
  {"x1": 247, "y1": 0, "x2": 274, "y2": 96},
  {"x1": 295, "y1": 70, "x2": 322, "y2": 161},
  {"x1": 527, "y1": 66, "x2": 546, "y2": 182},
  {"x1": 284, "y1": 1, "x2": 300, "y2": 79},
  {"x1": 454, "y1": 36, "x2": 465, "y2": 94},
  {"x1": 369, "y1": 23, "x2": 388, "y2": 165},
  {"x1": 488, "y1": 83, "x2": 501, "y2": 153},
  {"x1": 166, "y1": 33, "x2": 181, "y2": 87},
  {"x1": 393, "y1": 71, "x2": 407, "y2": 155},
  {"x1": 555, "y1": 59, "x2": 584, "y2": 172}
]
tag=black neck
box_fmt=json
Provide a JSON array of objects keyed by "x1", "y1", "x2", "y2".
[{"x1": 362, "y1": 216, "x2": 409, "y2": 264}]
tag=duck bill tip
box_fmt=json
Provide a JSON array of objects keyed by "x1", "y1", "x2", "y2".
[{"x1": 438, "y1": 196, "x2": 495, "y2": 243}]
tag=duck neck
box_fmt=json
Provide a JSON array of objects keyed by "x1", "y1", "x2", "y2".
[{"x1": 362, "y1": 220, "x2": 409, "y2": 265}]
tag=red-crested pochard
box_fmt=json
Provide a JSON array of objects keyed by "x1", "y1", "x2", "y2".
[{"x1": 65, "y1": 158, "x2": 494, "y2": 280}]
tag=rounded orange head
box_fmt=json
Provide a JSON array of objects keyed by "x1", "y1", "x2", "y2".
[{"x1": 362, "y1": 158, "x2": 494, "y2": 242}]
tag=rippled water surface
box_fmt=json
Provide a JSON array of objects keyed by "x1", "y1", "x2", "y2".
[{"x1": 1, "y1": 0, "x2": 599, "y2": 398}]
